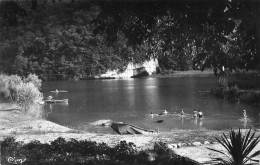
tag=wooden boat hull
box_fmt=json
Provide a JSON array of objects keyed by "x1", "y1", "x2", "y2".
[
  {"x1": 45, "y1": 99, "x2": 68, "y2": 103},
  {"x1": 50, "y1": 90, "x2": 68, "y2": 93},
  {"x1": 111, "y1": 122, "x2": 155, "y2": 135}
]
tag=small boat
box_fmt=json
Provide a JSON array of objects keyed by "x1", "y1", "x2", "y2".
[
  {"x1": 50, "y1": 89, "x2": 68, "y2": 93},
  {"x1": 111, "y1": 122, "x2": 155, "y2": 135},
  {"x1": 44, "y1": 99, "x2": 68, "y2": 104},
  {"x1": 38, "y1": 101, "x2": 45, "y2": 105}
]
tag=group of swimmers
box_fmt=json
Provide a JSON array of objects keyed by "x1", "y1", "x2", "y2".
[
  {"x1": 181, "y1": 109, "x2": 203, "y2": 119},
  {"x1": 193, "y1": 109, "x2": 203, "y2": 119},
  {"x1": 150, "y1": 109, "x2": 204, "y2": 119}
]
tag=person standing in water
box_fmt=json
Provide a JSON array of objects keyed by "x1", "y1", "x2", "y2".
[
  {"x1": 193, "y1": 109, "x2": 197, "y2": 118},
  {"x1": 198, "y1": 110, "x2": 203, "y2": 119},
  {"x1": 181, "y1": 109, "x2": 184, "y2": 117},
  {"x1": 243, "y1": 109, "x2": 247, "y2": 118},
  {"x1": 150, "y1": 112, "x2": 154, "y2": 118}
]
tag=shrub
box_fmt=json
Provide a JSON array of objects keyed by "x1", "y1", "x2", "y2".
[
  {"x1": 24, "y1": 74, "x2": 42, "y2": 90},
  {"x1": 111, "y1": 141, "x2": 137, "y2": 163},
  {"x1": 0, "y1": 137, "x2": 25, "y2": 165},
  {"x1": 1, "y1": 137, "x2": 199, "y2": 165},
  {"x1": 12, "y1": 82, "x2": 43, "y2": 113},
  {"x1": 0, "y1": 74, "x2": 11, "y2": 98},
  {"x1": 210, "y1": 84, "x2": 260, "y2": 104},
  {"x1": 207, "y1": 129, "x2": 260, "y2": 165},
  {"x1": 239, "y1": 92, "x2": 260, "y2": 104},
  {"x1": 153, "y1": 141, "x2": 197, "y2": 165},
  {"x1": 0, "y1": 74, "x2": 43, "y2": 117}
]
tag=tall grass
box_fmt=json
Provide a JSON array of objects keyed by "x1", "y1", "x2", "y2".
[{"x1": 0, "y1": 74, "x2": 43, "y2": 117}]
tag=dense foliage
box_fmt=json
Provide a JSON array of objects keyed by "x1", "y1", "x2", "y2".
[
  {"x1": 0, "y1": 74, "x2": 43, "y2": 117},
  {"x1": 0, "y1": 2, "x2": 137, "y2": 80},
  {"x1": 0, "y1": 0, "x2": 259, "y2": 79},
  {"x1": 210, "y1": 72, "x2": 260, "y2": 104},
  {"x1": 93, "y1": 0, "x2": 260, "y2": 74},
  {"x1": 1, "y1": 137, "x2": 199, "y2": 165}
]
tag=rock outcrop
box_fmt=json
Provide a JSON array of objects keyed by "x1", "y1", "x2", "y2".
[{"x1": 99, "y1": 59, "x2": 159, "y2": 79}]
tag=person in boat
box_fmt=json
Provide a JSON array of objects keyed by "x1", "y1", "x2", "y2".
[
  {"x1": 243, "y1": 109, "x2": 247, "y2": 118},
  {"x1": 198, "y1": 110, "x2": 203, "y2": 119},
  {"x1": 181, "y1": 109, "x2": 184, "y2": 117},
  {"x1": 193, "y1": 109, "x2": 197, "y2": 118}
]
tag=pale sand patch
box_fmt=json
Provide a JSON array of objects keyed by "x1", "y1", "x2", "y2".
[{"x1": 89, "y1": 119, "x2": 112, "y2": 126}]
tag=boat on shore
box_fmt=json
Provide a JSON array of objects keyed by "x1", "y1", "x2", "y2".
[
  {"x1": 44, "y1": 99, "x2": 68, "y2": 104},
  {"x1": 111, "y1": 122, "x2": 155, "y2": 135}
]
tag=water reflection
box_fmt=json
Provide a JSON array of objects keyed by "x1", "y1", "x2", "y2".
[
  {"x1": 194, "y1": 118, "x2": 198, "y2": 126},
  {"x1": 199, "y1": 119, "x2": 203, "y2": 129},
  {"x1": 243, "y1": 118, "x2": 247, "y2": 128}
]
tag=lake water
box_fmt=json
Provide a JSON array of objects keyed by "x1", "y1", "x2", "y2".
[{"x1": 42, "y1": 77, "x2": 260, "y2": 133}]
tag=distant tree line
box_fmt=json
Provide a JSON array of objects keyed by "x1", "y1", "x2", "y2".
[{"x1": 0, "y1": 0, "x2": 259, "y2": 80}]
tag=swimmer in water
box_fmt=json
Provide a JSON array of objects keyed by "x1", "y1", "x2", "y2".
[
  {"x1": 193, "y1": 109, "x2": 197, "y2": 118},
  {"x1": 198, "y1": 110, "x2": 203, "y2": 119},
  {"x1": 162, "y1": 109, "x2": 168, "y2": 115},
  {"x1": 150, "y1": 112, "x2": 154, "y2": 118},
  {"x1": 181, "y1": 109, "x2": 184, "y2": 117},
  {"x1": 56, "y1": 89, "x2": 58, "y2": 92},
  {"x1": 243, "y1": 109, "x2": 247, "y2": 118}
]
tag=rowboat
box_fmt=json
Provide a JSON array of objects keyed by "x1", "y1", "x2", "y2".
[
  {"x1": 44, "y1": 99, "x2": 68, "y2": 104},
  {"x1": 111, "y1": 122, "x2": 155, "y2": 135},
  {"x1": 50, "y1": 89, "x2": 68, "y2": 93}
]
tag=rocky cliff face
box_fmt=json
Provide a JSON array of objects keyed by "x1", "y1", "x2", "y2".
[{"x1": 99, "y1": 59, "x2": 159, "y2": 79}]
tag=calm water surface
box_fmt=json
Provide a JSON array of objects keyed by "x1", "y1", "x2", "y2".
[{"x1": 42, "y1": 77, "x2": 260, "y2": 133}]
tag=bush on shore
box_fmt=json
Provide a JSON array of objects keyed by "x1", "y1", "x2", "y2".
[
  {"x1": 210, "y1": 84, "x2": 260, "y2": 104},
  {"x1": 0, "y1": 74, "x2": 43, "y2": 117},
  {"x1": 0, "y1": 137, "x2": 199, "y2": 165}
]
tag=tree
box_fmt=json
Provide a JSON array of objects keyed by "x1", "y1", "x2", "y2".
[{"x1": 93, "y1": 0, "x2": 259, "y2": 73}]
